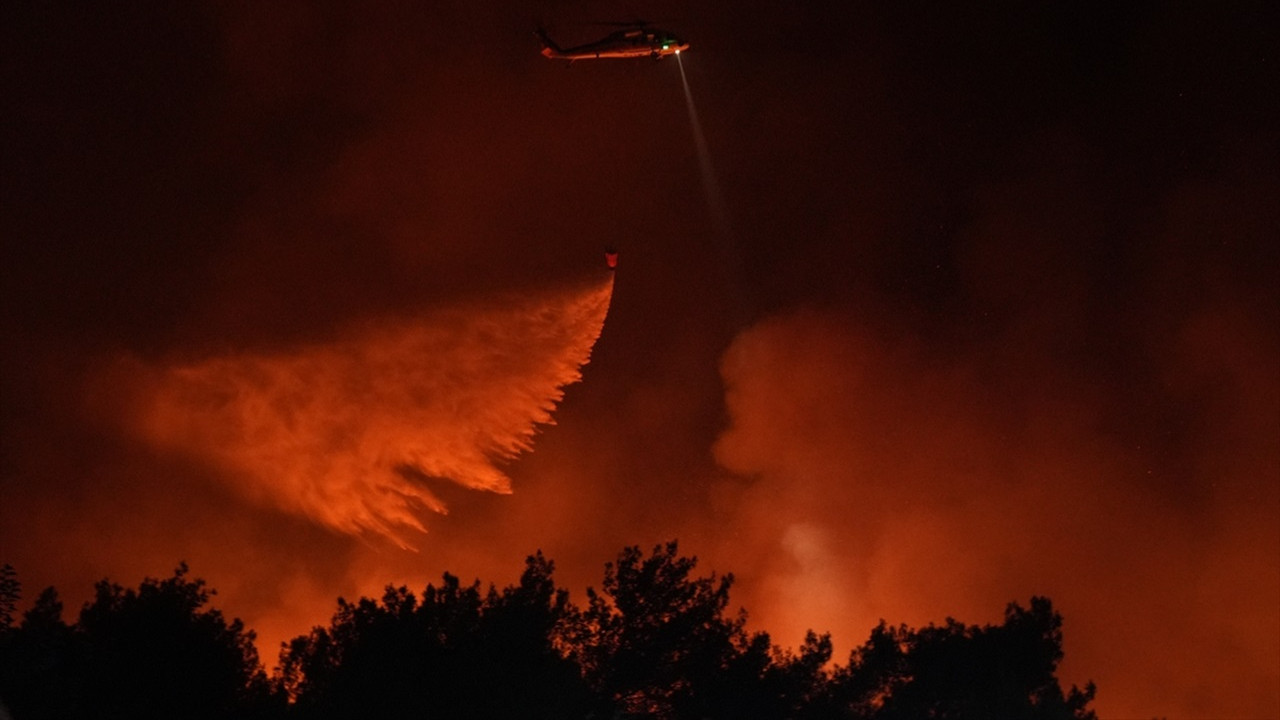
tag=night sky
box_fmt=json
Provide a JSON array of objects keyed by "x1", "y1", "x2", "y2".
[{"x1": 2, "y1": 2, "x2": 1277, "y2": 718}]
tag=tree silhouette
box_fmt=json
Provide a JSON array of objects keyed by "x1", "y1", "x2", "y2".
[
  {"x1": 831, "y1": 597, "x2": 1097, "y2": 720},
  {"x1": 566, "y1": 541, "x2": 745, "y2": 719},
  {"x1": 74, "y1": 563, "x2": 274, "y2": 719},
  {"x1": 2, "y1": 549, "x2": 1097, "y2": 720},
  {"x1": 765, "y1": 630, "x2": 837, "y2": 719},
  {"x1": 279, "y1": 552, "x2": 589, "y2": 719},
  {"x1": 0, "y1": 564, "x2": 272, "y2": 720},
  {"x1": 0, "y1": 563, "x2": 18, "y2": 631},
  {"x1": 478, "y1": 551, "x2": 591, "y2": 717},
  {"x1": 1, "y1": 582, "x2": 78, "y2": 719},
  {"x1": 278, "y1": 576, "x2": 484, "y2": 717}
]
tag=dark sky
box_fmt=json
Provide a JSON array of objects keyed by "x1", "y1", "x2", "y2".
[{"x1": 2, "y1": 2, "x2": 1277, "y2": 717}]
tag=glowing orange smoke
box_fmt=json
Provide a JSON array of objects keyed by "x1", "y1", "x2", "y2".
[
  {"x1": 709, "y1": 307, "x2": 1280, "y2": 719},
  {"x1": 131, "y1": 276, "x2": 613, "y2": 544}
]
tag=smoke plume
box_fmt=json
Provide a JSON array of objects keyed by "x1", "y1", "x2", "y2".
[{"x1": 711, "y1": 303, "x2": 1278, "y2": 719}]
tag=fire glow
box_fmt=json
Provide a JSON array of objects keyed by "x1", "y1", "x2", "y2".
[{"x1": 131, "y1": 276, "x2": 614, "y2": 544}]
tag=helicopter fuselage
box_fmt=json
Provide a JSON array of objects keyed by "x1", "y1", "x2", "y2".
[{"x1": 538, "y1": 28, "x2": 689, "y2": 61}]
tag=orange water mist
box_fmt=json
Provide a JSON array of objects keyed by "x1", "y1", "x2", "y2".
[{"x1": 131, "y1": 275, "x2": 614, "y2": 545}]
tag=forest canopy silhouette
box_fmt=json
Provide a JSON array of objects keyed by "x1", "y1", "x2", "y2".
[{"x1": 0, "y1": 544, "x2": 1096, "y2": 720}]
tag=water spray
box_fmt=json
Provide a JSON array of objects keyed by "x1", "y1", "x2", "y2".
[
  {"x1": 676, "y1": 52, "x2": 751, "y2": 325},
  {"x1": 676, "y1": 52, "x2": 730, "y2": 238}
]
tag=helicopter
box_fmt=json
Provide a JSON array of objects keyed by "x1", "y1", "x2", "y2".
[{"x1": 536, "y1": 22, "x2": 689, "y2": 62}]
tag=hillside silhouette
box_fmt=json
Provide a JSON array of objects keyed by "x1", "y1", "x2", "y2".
[{"x1": 0, "y1": 544, "x2": 1096, "y2": 719}]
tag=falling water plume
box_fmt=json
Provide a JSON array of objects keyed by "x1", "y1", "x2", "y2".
[{"x1": 128, "y1": 275, "x2": 615, "y2": 545}]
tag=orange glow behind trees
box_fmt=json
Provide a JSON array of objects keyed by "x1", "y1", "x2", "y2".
[
  {"x1": 2, "y1": 4, "x2": 1276, "y2": 718},
  {"x1": 708, "y1": 306, "x2": 1279, "y2": 719}
]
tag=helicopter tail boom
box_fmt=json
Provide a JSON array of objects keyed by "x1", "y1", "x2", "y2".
[{"x1": 534, "y1": 28, "x2": 565, "y2": 58}]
